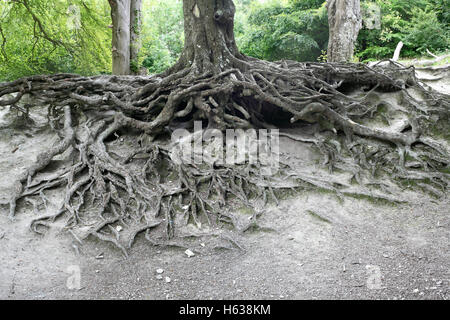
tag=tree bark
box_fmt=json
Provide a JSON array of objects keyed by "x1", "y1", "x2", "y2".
[
  {"x1": 109, "y1": 0, "x2": 131, "y2": 75},
  {"x1": 327, "y1": 0, "x2": 362, "y2": 63},
  {"x1": 175, "y1": 0, "x2": 245, "y2": 74},
  {"x1": 130, "y1": 0, "x2": 142, "y2": 74}
]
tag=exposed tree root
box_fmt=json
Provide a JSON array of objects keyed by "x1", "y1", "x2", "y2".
[{"x1": 1, "y1": 58, "x2": 449, "y2": 256}]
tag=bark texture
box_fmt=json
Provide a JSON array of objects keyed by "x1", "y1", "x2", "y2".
[
  {"x1": 109, "y1": 0, "x2": 142, "y2": 75},
  {"x1": 327, "y1": 0, "x2": 362, "y2": 62},
  {"x1": 109, "y1": 0, "x2": 131, "y2": 75},
  {"x1": 130, "y1": 0, "x2": 142, "y2": 74},
  {"x1": 172, "y1": 0, "x2": 245, "y2": 74}
]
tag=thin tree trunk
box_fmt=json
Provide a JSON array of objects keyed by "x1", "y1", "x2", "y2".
[
  {"x1": 130, "y1": 0, "x2": 142, "y2": 74},
  {"x1": 327, "y1": 0, "x2": 362, "y2": 63},
  {"x1": 109, "y1": 0, "x2": 131, "y2": 75}
]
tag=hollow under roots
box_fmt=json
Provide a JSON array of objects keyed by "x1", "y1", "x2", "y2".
[{"x1": 1, "y1": 58, "x2": 449, "y2": 256}]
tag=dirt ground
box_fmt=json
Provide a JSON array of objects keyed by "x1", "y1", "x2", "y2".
[{"x1": 0, "y1": 67, "x2": 449, "y2": 300}]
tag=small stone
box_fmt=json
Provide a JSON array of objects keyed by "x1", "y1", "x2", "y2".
[
  {"x1": 156, "y1": 268, "x2": 164, "y2": 274},
  {"x1": 116, "y1": 225, "x2": 123, "y2": 232},
  {"x1": 156, "y1": 275, "x2": 163, "y2": 280},
  {"x1": 413, "y1": 289, "x2": 419, "y2": 293},
  {"x1": 185, "y1": 249, "x2": 195, "y2": 257},
  {"x1": 200, "y1": 243, "x2": 205, "y2": 247},
  {"x1": 237, "y1": 289, "x2": 243, "y2": 293},
  {"x1": 165, "y1": 277, "x2": 171, "y2": 283}
]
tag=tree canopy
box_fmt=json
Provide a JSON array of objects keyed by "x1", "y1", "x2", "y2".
[{"x1": 0, "y1": 0, "x2": 112, "y2": 80}]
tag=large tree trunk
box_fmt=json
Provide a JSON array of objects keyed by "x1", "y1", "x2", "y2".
[
  {"x1": 326, "y1": 0, "x2": 362, "y2": 62},
  {"x1": 130, "y1": 0, "x2": 142, "y2": 74},
  {"x1": 109, "y1": 0, "x2": 131, "y2": 75},
  {"x1": 175, "y1": 0, "x2": 245, "y2": 74}
]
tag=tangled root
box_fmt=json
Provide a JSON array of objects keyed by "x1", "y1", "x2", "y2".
[{"x1": 1, "y1": 58, "x2": 449, "y2": 256}]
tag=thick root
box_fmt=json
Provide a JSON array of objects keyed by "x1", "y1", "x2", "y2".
[{"x1": 1, "y1": 59, "x2": 449, "y2": 255}]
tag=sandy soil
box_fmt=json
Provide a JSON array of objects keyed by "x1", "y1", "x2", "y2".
[{"x1": 0, "y1": 68, "x2": 449, "y2": 300}]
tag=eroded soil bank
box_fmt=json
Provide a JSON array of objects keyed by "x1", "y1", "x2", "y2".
[{"x1": 0, "y1": 67, "x2": 448, "y2": 300}]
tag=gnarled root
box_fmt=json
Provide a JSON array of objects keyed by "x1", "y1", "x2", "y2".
[{"x1": 1, "y1": 58, "x2": 449, "y2": 255}]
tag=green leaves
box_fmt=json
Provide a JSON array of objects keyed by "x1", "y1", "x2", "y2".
[
  {"x1": 1, "y1": 0, "x2": 447, "y2": 80},
  {"x1": 0, "y1": 0, "x2": 111, "y2": 81},
  {"x1": 237, "y1": 0, "x2": 328, "y2": 62},
  {"x1": 356, "y1": 0, "x2": 449, "y2": 61},
  {"x1": 140, "y1": 0, "x2": 183, "y2": 74}
]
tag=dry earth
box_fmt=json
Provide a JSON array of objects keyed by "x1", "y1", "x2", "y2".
[{"x1": 0, "y1": 66, "x2": 449, "y2": 300}]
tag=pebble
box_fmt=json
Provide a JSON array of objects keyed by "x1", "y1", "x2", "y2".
[
  {"x1": 156, "y1": 275, "x2": 163, "y2": 280},
  {"x1": 185, "y1": 249, "x2": 195, "y2": 257},
  {"x1": 165, "y1": 277, "x2": 171, "y2": 283},
  {"x1": 413, "y1": 289, "x2": 419, "y2": 293},
  {"x1": 156, "y1": 268, "x2": 164, "y2": 274}
]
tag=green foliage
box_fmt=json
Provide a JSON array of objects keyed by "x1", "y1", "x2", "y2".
[
  {"x1": 0, "y1": 0, "x2": 112, "y2": 81},
  {"x1": 140, "y1": 0, "x2": 183, "y2": 74},
  {"x1": 403, "y1": 7, "x2": 449, "y2": 54},
  {"x1": 237, "y1": 0, "x2": 328, "y2": 62},
  {"x1": 1, "y1": 0, "x2": 448, "y2": 80},
  {"x1": 357, "y1": 0, "x2": 449, "y2": 61}
]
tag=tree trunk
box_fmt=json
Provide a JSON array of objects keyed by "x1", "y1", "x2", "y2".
[
  {"x1": 175, "y1": 0, "x2": 244, "y2": 74},
  {"x1": 327, "y1": 0, "x2": 362, "y2": 63},
  {"x1": 130, "y1": 0, "x2": 142, "y2": 74},
  {"x1": 109, "y1": 0, "x2": 131, "y2": 75}
]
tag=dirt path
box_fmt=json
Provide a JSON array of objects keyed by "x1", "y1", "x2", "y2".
[{"x1": 0, "y1": 189, "x2": 448, "y2": 299}]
